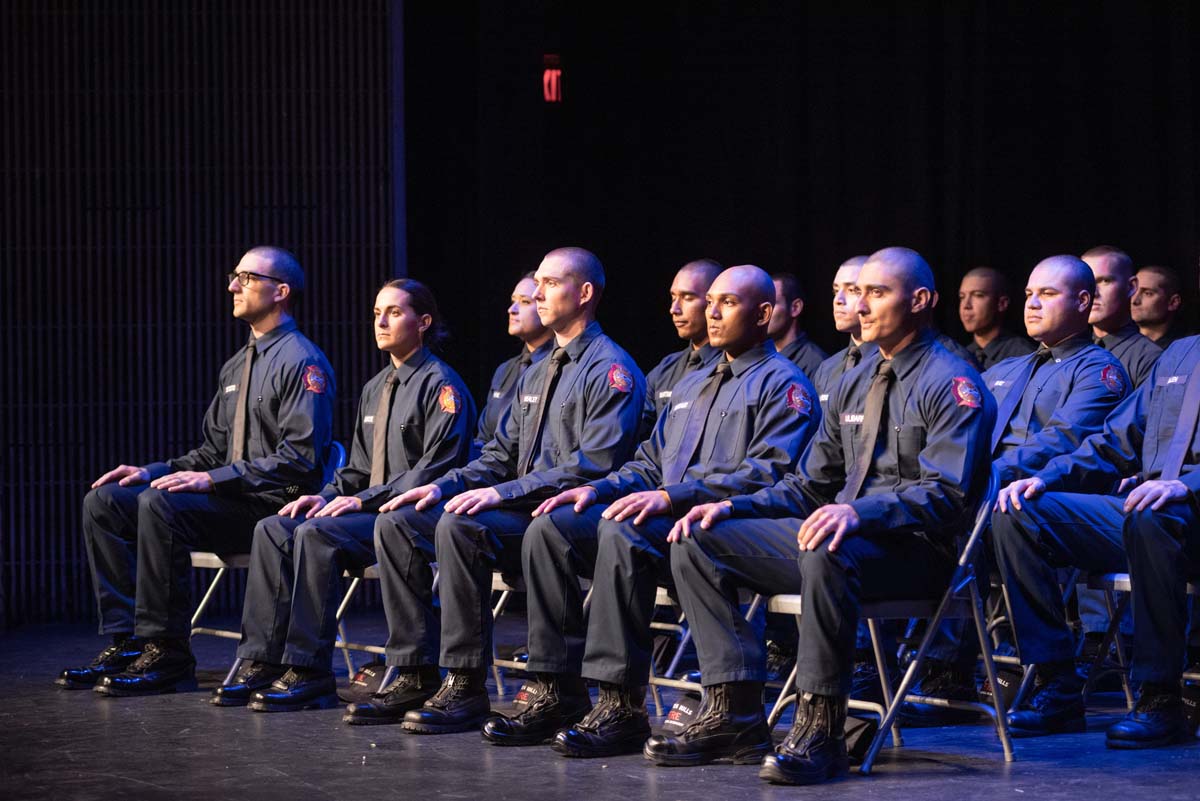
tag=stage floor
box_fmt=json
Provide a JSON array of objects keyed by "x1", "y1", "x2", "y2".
[{"x1": 2, "y1": 618, "x2": 1197, "y2": 801}]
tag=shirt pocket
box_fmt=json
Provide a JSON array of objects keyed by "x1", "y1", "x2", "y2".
[
  {"x1": 896, "y1": 425, "x2": 927, "y2": 479},
  {"x1": 1147, "y1": 377, "x2": 1188, "y2": 456},
  {"x1": 710, "y1": 404, "x2": 749, "y2": 464}
]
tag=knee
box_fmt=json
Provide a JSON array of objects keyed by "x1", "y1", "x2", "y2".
[
  {"x1": 990, "y1": 504, "x2": 1036, "y2": 555},
  {"x1": 434, "y1": 513, "x2": 477, "y2": 552},
  {"x1": 522, "y1": 514, "x2": 560, "y2": 559},
  {"x1": 595, "y1": 516, "x2": 644, "y2": 558},
  {"x1": 135, "y1": 488, "x2": 175, "y2": 529},
  {"x1": 669, "y1": 534, "x2": 711, "y2": 581},
  {"x1": 1122, "y1": 507, "x2": 1170, "y2": 550},
  {"x1": 82, "y1": 484, "x2": 122, "y2": 530},
  {"x1": 797, "y1": 546, "x2": 843, "y2": 586},
  {"x1": 254, "y1": 515, "x2": 296, "y2": 548}
]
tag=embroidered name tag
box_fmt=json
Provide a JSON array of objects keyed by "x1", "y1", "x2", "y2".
[
  {"x1": 658, "y1": 390, "x2": 673, "y2": 399},
  {"x1": 364, "y1": 415, "x2": 374, "y2": 424},
  {"x1": 224, "y1": 384, "x2": 238, "y2": 394},
  {"x1": 492, "y1": 391, "x2": 503, "y2": 398},
  {"x1": 842, "y1": 413, "x2": 865, "y2": 424},
  {"x1": 992, "y1": 380, "x2": 1006, "y2": 388},
  {"x1": 818, "y1": 393, "x2": 829, "y2": 403},
  {"x1": 673, "y1": 401, "x2": 692, "y2": 412},
  {"x1": 1168, "y1": 375, "x2": 1185, "y2": 384},
  {"x1": 522, "y1": 394, "x2": 540, "y2": 404}
]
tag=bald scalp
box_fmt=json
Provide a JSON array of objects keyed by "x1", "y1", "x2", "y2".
[
  {"x1": 545, "y1": 246, "x2": 606, "y2": 302},
  {"x1": 679, "y1": 258, "x2": 724, "y2": 288},
  {"x1": 1082, "y1": 245, "x2": 1134, "y2": 279},
  {"x1": 841, "y1": 255, "x2": 870, "y2": 270},
  {"x1": 867, "y1": 246, "x2": 937, "y2": 295},
  {"x1": 716, "y1": 264, "x2": 776, "y2": 307},
  {"x1": 245, "y1": 246, "x2": 305, "y2": 310},
  {"x1": 963, "y1": 265, "x2": 1009, "y2": 297},
  {"x1": 1033, "y1": 255, "x2": 1096, "y2": 296}
]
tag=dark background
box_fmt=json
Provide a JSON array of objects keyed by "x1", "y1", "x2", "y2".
[{"x1": 3, "y1": 1, "x2": 1198, "y2": 626}]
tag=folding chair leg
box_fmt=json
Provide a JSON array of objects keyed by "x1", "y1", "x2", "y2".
[
  {"x1": 491, "y1": 589, "x2": 512, "y2": 698},
  {"x1": 223, "y1": 656, "x2": 245, "y2": 686},
  {"x1": 334, "y1": 577, "x2": 363, "y2": 676},
  {"x1": 866, "y1": 618, "x2": 903, "y2": 747},
  {"x1": 970, "y1": 578, "x2": 1014, "y2": 762},
  {"x1": 1098, "y1": 590, "x2": 1135, "y2": 710},
  {"x1": 648, "y1": 663, "x2": 665, "y2": 717},
  {"x1": 767, "y1": 659, "x2": 801, "y2": 728},
  {"x1": 190, "y1": 566, "x2": 228, "y2": 631}
]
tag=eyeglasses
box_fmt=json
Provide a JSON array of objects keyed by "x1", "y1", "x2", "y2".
[{"x1": 227, "y1": 271, "x2": 282, "y2": 287}]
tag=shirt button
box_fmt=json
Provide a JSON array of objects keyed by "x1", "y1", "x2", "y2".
[
  {"x1": 894, "y1": 426, "x2": 901, "y2": 432},
  {"x1": 256, "y1": 396, "x2": 263, "y2": 402}
]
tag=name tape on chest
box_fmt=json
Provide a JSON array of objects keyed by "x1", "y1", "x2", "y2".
[
  {"x1": 841, "y1": 412, "x2": 865, "y2": 425},
  {"x1": 224, "y1": 384, "x2": 238, "y2": 394},
  {"x1": 522, "y1": 394, "x2": 540, "y2": 404},
  {"x1": 363, "y1": 414, "x2": 375, "y2": 424},
  {"x1": 657, "y1": 390, "x2": 673, "y2": 400},
  {"x1": 673, "y1": 400, "x2": 692, "y2": 413}
]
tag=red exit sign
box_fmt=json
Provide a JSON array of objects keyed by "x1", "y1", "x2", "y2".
[{"x1": 543, "y1": 53, "x2": 563, "y2": 103}]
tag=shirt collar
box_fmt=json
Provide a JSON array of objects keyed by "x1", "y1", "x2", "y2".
[
  {"x1": 394, "y1": 346, "x2": 431, "y2": 384},
  {"x1": 559, "y1": 320, "x2": 603, "y2": 362},
  {"x1": 526, "y1": 338, "x2": 554, "y2": 362},
  {"x1": 1098, "y1": 321, "x2": 1140, "y2": 349},
  {"x1": 723, "y1": 341, "x2": 776, "y2": 377},
  {"x1": 250, "y1": 319, "x2": 298, "y2": 354},
  {"x1": 1044, "y1": 330, "x2": 1093, "y2": 360},
  {"x1": 886, "y1": 327, "x2": 936, "y2": 380}
]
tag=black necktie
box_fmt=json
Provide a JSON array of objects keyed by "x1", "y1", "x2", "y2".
[
  {"x1": 520, "y1": 347, "x2": 568, "y2": 476},
  {"x1": 838, "y1": 360, "x2": 894, "y2": 503},
  {"x1": 369, "y1": 371, "x2": 398, "y2": 486},
  {"x1": 686, "y1": 350, "x2": 703, "y2": 370},
  {"x1": 230, "y1": 340, "x2": 256, "y2": 463},
  {"x1": 518, "y1": 348, "x2": 534, "y2": 373},
  {"x1": 1160, "y1": 367, "x2": 1200, "y2": 480},
  {"x1": 844, "y1": 344, "x2": 862, "y2": 372},
  {"x1": 663, "y1": 362, "x2": 732, "y2": 485},
  {"x1": 990, "y1": 346, "x2": 1054, "y2": 453}
]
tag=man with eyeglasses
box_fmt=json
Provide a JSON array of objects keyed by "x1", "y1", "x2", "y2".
[{"x1": 59, "y1": 246, "x2": 336, "y2": 697}]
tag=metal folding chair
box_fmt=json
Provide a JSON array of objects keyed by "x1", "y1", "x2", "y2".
[{"x1": 766, "y1": 467, "x2": 1013, "y2": 774}]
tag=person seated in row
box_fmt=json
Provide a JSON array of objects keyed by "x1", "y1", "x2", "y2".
[
  {"x1": 484, "y1": 265, "x2": 820, "y2": 753},
  {"x1": 958, "y1": 265, "x2": 1035, "y2": 370},
  {"x1": 343, "y1": 246, "x2": 647, "y2": 729},
  {"x1": 659, "y1": 246, "x2": 995, "y2": 785},
  {"x1": 213, "y1": 279, "x2": 475, "y2": 711},
  {"x1": 61, "y1": 247, "x2": 335, "y2": 696}
]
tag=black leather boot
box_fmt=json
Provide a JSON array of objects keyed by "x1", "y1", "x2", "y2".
[
  {"x1": 93, "y1": 639, "x2": 197, "y2": 696},
  {"x1": 210, "y1": 661, "x2": 288, "y2": 707},
  {"x1": 402, "y1": 669, "x2": 491, "y2": 734},
  {"x1": 57, "y1": 635, "x2": 144, "y2": 689},
  {"x1": 1107, "y1": 683, "x2": 1196, "y2": 749},
  {"x1": 759, "y1": 691, "x2": 849, "y2": 785},
  {"x1": 248, "y1": 666, "x2": 338, "y2": 712},
  {"x1": 643, "y1": 682, "x2": 772, "y2": 766},
  {"x1": 343, "y1": 666, "x2": 442, "y2": 725},
  {"x1": 898, "y1": 659, "x2": 981, "y2": 726},
  {"x1": 483, "y1": 673, "x2": 592, "y2": 746},
  {"x1": 1007, "y1": 663, "x2": 1085, "y2": 737},
  {"x1": 552, "y1": 683, "x2": 651, "y2": 758}
]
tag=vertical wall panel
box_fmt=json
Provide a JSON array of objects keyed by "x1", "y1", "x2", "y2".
[{"x1": 2, "y1": 1, "x2": 396, "y2": 625}]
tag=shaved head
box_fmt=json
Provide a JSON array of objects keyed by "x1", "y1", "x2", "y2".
[
  {"x1": 1035, "y1": 255, "x2": 1096, "y2": 296},
  {"x1": 679, "y1": 258, "x2": 724, "y2": 287},
  {"x1": 841, "y1": 255, "x2": 869, "y2": 271},
  {"x1": 543, "y1": 246, "x2": 606, "y2": 304},
  {"x1": 1082, "y1": 245, "x2": 1134, "y2": 280},
  {"x1": 867, "y1": 246, "x2": 937, "y2": 295},
  {"x1": 718, "y1": 264, "x2": 777, "y2": 308},
  {"x1": 246, "y1": 245, "x2": 305, "y2": 298},
  {"x1": 963, "y1": 266, "x2": 1009, "y2": 297}
]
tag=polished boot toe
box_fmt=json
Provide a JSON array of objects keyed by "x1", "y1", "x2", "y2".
[
  {"x1": 1107, "y1": 691, "x2": 1195, "y2": 749},
  {"x1": 1006, "y1": 672, "x2": 1085, "y2": 737},
  {"x1": 343, "y1": 666, "x2": 441, "y2": 725},
  {"x1": 642, "y1": 683, "x2": 771, "y2": 766},
  {"x1": 482, "y1": 675, "x2": 591, "y2": 746},
  {"x1": 93, "y1": 640, "x2": 197, "y2": 697},
  {"x1": 57, "y1": 637, "x2": 144, "y2": 689},
  {"x1": 758, "y1": 691, "x2": 849, "y2": 786},
  {"x1": 552, "y1": 684, "x2": 650, "y2": 758},
  {"x1": 211, "y1": 662, "x2": 287, "y2": 707},
  {"x1": 402, "y1": 670, "x2": 490, "y2": 734},
  {"x1": 249, "y1": 667, "x2": 338, "y2": 712}
]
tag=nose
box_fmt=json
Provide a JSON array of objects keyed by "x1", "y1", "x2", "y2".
[
  {"x1": 376, "y1": 312, "x2": 388, "y2": 329},
  {"x1": 1027, "y1": 295, "x2": 1040, "y2": 311},
  {"x1": 508, "y1": 301, "x2": 519, "y2": 315},
  {"x1": 670, "y1": 298, "x2": 682, "y2": 315},
  {"x1": 707, "y1": 302, "x2": 720, "y2": 320},
  {"x1": 855, "y1": 295, "x2": 869, "y2": 315},
  {"x1": 533, "y1": 284, "x2": 545, "y2": 302},
  {"x1": 228, "y1": 275, "x2": 241, "y2": 293}
]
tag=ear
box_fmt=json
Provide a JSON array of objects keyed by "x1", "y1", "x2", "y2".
[
  {"x1": 1078, "y1": 290, "x2": 1093, "y2": 314},
  {"x1": 1169, "y1": 293, "x2": 1183, "y2": 313},
  {"x1": 274, "y1": 283, "x2": 291, "y2": 304},
  {"x1": 911, "y1": 287, "x2": 933, "y2": 314},
  {"x1": 578, "y1": 281, "x2": 595, "y2": 306},
  {"x1": 418, "y1": 313, "x2": 432, "y2": 335},
  {"x1": 1126, "y1": 275, "x2": 1138, "y2": 299},
  {"x1": 997, "y1": 295, "x2": 1010, "y2": 313},
  {"x1": 789, "y1": 297, "x2": 804, "y2": 319},
  {"x1": 758, "y1": 301, "x2": 774, "y2": 328}
]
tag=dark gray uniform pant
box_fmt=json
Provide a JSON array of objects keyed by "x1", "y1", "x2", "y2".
[
  {"x1": 671, "y1": 517, "x2": 953, "y2": 696},
  {"x1": 375, "y1": 501, "x2": 529, "y2": 670},
  {"x1": 522, "y1": 504, "x2": 677, "y2": 684},
  {"x1": 236, "y1": 512, "x2": 376, "y2": 670},
  {"x1": 991, "y1": 492, "x2": 1127, "y2": 667},
  {"x1": 82, "y1": 482, "x2": 278, "y2": 638}
]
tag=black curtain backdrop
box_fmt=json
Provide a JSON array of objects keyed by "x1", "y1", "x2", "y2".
[{"x1": 4, "y1": 2, "x2": 1198, "y2": 625}]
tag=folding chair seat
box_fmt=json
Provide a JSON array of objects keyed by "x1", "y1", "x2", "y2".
[{"x1": 766, "y1": 468, "x2": 1013, "y2": 774}]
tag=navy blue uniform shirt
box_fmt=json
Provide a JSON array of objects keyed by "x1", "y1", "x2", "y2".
[
  {"x1": 641, "y1": 342, "x2": 722, "y2": 439},
  {"x1": 590, "y1": 342, "x2": 820, "y2": 510},
  {"x1": 434, "y1": 321, "x2": 646, "y2": 502},
  {"x1": 968, "y1": 331, "x2": 1036, "y2": 371},
  {"x1": 778, "y1": 333, "x2": 826, "y2": 379},
  {"x1": 324, "y1": 348, "x2": 475, "y2": 512},
  {"x1": 1095, "y1": 321, "x2": 1162, "y2": 388},
  {"x1": 475, "y1": 339, "x2": 553, "y2": 453},
  {"x1": 145, "y1": 320, "x2": 335, "y2": 500},
  {"x1": 813, "y1": 340, "x2": 879, "y2": 407}
]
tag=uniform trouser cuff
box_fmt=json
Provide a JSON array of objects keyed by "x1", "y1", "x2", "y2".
[
  {"x1": 99, "y1": 621, "x2": 134, "y2": 636},
  {"x1": 525, "y1": 659, "x2": 581, "y2": 675},
  {"x1": 694, "y1": 667, "x2": 765, "y2": 688},
  {"x1": 440, "y1": 655, "x2": 489, "y2": 670},
  {"x1": 384, "y1": 650, "x2": 438, "y2": 669},
  {"x1": 280, "y1": 650, "x2": 331, "y2": 671},
  {"x1": 236, "y1": 647, "x2": 283, "y2": 665},
  {"x1": 795, "y1": 674, "x2": 845, "y2": 697}
]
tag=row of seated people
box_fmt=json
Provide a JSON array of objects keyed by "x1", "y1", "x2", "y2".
[{"x1": 63, "y1": 244, "x2": 1199, "y2": 787}]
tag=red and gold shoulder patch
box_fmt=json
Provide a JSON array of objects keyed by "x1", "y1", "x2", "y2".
[
  {"x1": 951, "y1": 376, "x2": 981, "y2": 408},
  {"x1": 303, "y1": 365, "x2": 328, "y2": 394},
  {"x1": 438, "y1": 384, "x2": 462, "y2": 414},
  {"x1": 785, "y1": 383, "x2": 812, "y2": 415},
  {"x1": 1100, "y1": 365, "x2": 1125, "y2": 395},
  {"x1": 608, "y1": 363, "x2": 633, "y2": 393}
]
